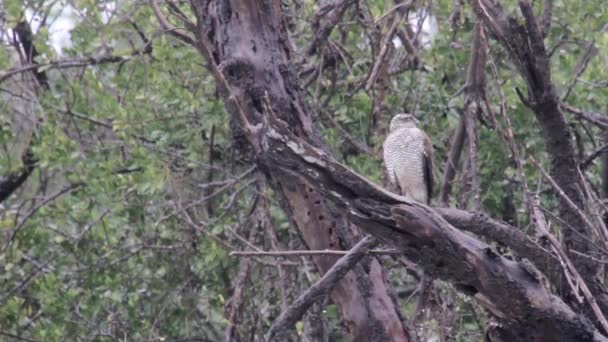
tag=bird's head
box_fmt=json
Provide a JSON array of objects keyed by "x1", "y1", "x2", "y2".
[{"x1": 389, "y1": 113, "x2": 418, "y2": 132}]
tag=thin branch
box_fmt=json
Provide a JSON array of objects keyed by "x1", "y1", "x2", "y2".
[
  {"x1": 540, "y1": 0, "x2": 553, "y2": 37},
  {"x1": 320, "y1": 109, "x2": 373, "y2": 155},
  {"x1": 365, "y1": 5, "x2": 410, "y2": 91},
  {"x1": 528, "y1": 192, "x2": 608, "y2": 334},
  {"x1": 0, "y1": 50, "x2": 150, "y2": 85},
  {"x1": 265, "y1": 236, "x2": 376, "y2": 341},
  {"x1": 224, "y1": 210, "x2": 261, "y2": 342},
  {"x1": 581, "y1": 143, "x2": 608, "y2": 171},
  {"x1": 462, "y1": 23, "x2": 487, "y2": 210},
  {"x1": 439, "y1": 117, "x2": 466, "y2": 205},
  {"x1": 3, "y1": 182, "x2": 82, "y2": 252},
  {"x1": 532, "y1": 158, "x2": 608, "y2": 244},
  {"x1": 230, "y1": 248, "x2": 398, "y2": 258},
  {"x1": 561, "y1": 103, "x2": 608, "y2": 129},
  {"x1": 149, "y1": 0, "x2": 196, "y2": 46},
  {"x1": 257, "y1": 176, "x2": 290, "y2": 310},
  {"x1": 306, "y1": 0, "x2": 357, "y2": 55}
]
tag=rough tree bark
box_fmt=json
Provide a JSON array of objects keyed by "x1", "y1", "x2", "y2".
[
  {"x1": 187, "y1": 1, "x2": 410, "y2": 341},
  {"x1": 258, "y1": 120, "x2": 607, "y2": 342}
]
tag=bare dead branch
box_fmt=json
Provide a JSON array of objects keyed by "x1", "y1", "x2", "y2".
[
  {"x1": 230, "y1": 248, "x2": 398, "y2": 258},
  {"x1": 224, "y1": 212, "x2": 261, "y2": 341},
  {"x1": 581, "y1": 143, "x2": 608, "y2": 171},
  {"x1": 149, "y1": 0, "x2": 196, "y2": 46},
  {"x1": 561, "y1": 103, "x2": 608, "y2": 129},
  {"x1": 265, "y1": 236, "x2": 376, "y2": 341},
  {"x1": 462, "y1": 23, "x2": 487, "y2": 210},
  {"x1": 306, "y1": 0, "x2": 357, "y2": 56},
  {"x1": 256, "y1": 176, "x2": 290, "y2": 310},
  {"x1": 365, "y1": 4, "x2": 411, "y2": 90},
  {"x1": 562, "y1": 41, "x2": 599, "y2": 102},
  {"x1": 4, "y1": 182, "x2": 83, "y2": 252},
  {"x1": 0, "y1": 47, "x2": 153, "y2": 85},
  {"x1": 532, "y1": 158, "x2": 608, "y2": 244},
  {"x1": 540, "y1": 0, "x2": 553, "y2": 37},
  {"x1": 528, "y1": 192, "x2": 608, "y2": 334},
  {"x1": 439, "y1": 118, "x2": 466, "y2": 206}
]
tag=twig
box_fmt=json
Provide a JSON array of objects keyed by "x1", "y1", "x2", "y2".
[
  {"x1": 561, "y1": 103, "x2": 608, "y2": 129},
  {"x1": 531, "y1": 158, "x2": 608, "y2": 243},
  {"x1": 3, "y1": 182, "x2": 82, "y2": 252},
  {"x1": 180, "y1": 211, "x2": 237, "y2": 252},
  {"x1": 224, "y1": 209, "x2": 261, "y2": 341},
  {"x1": 265, "y1": 236, "x2": 376, "y2": 341},
  {"x1": 462, "y1": 23, "x2": 487, "y2": 210},
  {"x1": 562, "y1": 40, "x2": 599, "y2": 102},
  {"x1": 230, "y1": 248, "x2": 398, "y2": 258},
  {"x1": 365, "y1": 7, "x2": 407, "y2": 91},
  {"x1": 529, "y1": 193, "x2": 608, "y2": 334},
  {"x1": 257, "y1": 176, "x2": 290, "y2": 310},
  {"x1": 306, "y1": 0, "x2": 357, "y2": 55},
  {"x1": 376, "y1": 1, "x2": 414, "y2": 24},
  {"x1": 0, "y1": 330, "x2": 40, "y2": 342},
  {"x1": 439, "y1": 117, "x2": 466, "y2": 205},
  {"x1": 581, "y1": 143, "x2": 608, "y2": 170},
  {"x1": 540, "y1": 0, "x2": 553, "y2": 37},
  {"x1": 149, "y1": 0, "x2": 196, "y2": 46},
  {"x1": 206, "y1": 125, "x2": 216, "y2": 216},
  {"x1": 0, "y1": 50, "x2": 150, "y2": 85},
  {"x1": 320, "y1": 108, "x2": 373, "y2": 155},
  {"x1": 449, "y1": 0, "x2": 464, "y2": 34}
]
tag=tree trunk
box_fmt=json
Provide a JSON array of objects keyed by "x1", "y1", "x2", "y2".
[{"x1": 189, "y1": 1, "x2": 410, "y2": 340}]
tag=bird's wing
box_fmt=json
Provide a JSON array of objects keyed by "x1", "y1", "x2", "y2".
[
  {"x1": 422, "y1": 133, "x2": 434, "y2": 204},
  {"x1": 383, "y1": 137, "x2": 397, "y2": 185}
]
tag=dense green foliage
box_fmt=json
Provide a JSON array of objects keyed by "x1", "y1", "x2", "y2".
[{"x1": 1, "y1": 0, "x2": 607, "y2": 341}]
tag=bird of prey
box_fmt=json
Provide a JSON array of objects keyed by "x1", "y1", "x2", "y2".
[{"x1": 383, "y1": 113, "x2": 434, "y2": 204}]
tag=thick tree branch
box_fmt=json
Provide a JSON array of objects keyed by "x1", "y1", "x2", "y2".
[
  {"x1": 258, "y1": 120, "x2": 606, "y2": 341},
  {"x1": 188, "y1": 1, "x2": 411, "y2": 340}
]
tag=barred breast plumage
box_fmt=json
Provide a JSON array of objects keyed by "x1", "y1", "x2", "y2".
[{"x1": 383, "y1": 127, "x2": 430, "y2": 204}]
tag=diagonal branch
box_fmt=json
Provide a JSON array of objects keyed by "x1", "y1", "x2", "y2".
[
  {"x1": 265, "y1": 236, "x2": 377, "y2": 341},
  {"x1": 306, "y1": 0, "x2": 357, "y2": 56}
]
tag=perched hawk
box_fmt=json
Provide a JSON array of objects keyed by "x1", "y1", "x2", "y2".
[{"x1": 383, "y1": 113, "x2": 434, "y2": 204}]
